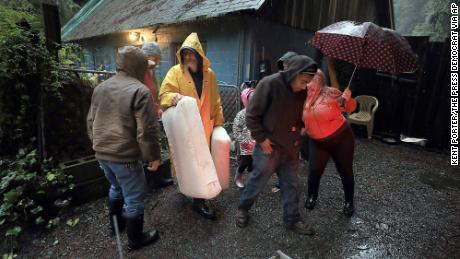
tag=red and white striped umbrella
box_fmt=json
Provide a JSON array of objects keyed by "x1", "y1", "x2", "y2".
[{"x1": 309, "y1": 21, "x2": 419, "y2": 74}]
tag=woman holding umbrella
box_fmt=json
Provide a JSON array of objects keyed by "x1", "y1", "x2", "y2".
[
  {"x1": 304, "y1": 21, "x2": 419, "y2": 217},
  {"x1": 302, "y1": 60, "x2": 357, "y2": 216}
]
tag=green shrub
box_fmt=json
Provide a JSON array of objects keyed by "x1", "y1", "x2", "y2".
[
  {"x1": 0, "y1": 4, "x2": 93, "y2": 159},
  {"x1": 0, "y1": 149, "x2": 74, "y2": 251}
]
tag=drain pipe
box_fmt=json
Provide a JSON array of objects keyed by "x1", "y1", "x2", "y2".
[
  {"x1": 237, "y1": 17, "x2": 246, "y2": 86},
  {"x1": 236, "y1": 16, "x2": 247, "y2": 114}
]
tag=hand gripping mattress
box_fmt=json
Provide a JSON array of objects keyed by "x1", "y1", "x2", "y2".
[
  {"x1": 162, "y1": 96, "x2": 221, "y2": 199},
  {"x1": 211, "y1": 126, "x2": 231, "y2": 190}
]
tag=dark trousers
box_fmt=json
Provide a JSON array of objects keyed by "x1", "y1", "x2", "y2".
[
  {"x1": 239, "y1": 145, "x2": 300, "y2": 224},
  {"x1": 308, "y1": 123, "x2": 355, "y2": 203},
  {"x1": 237, "y1": 155, "x2": 253, "y2": 173},
  {"x1": 300, "y1": 135, "x2": 310, "y2": 161}
]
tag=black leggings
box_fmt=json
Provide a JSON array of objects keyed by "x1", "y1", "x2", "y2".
[
  {"x1": 308, "y1": 123, "x2": 355, "y2": 203},
  {"x1": 237, "y1": 155, "x2": 253, "y2": 174}
]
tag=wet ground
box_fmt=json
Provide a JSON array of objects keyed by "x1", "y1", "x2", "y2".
[{"x1": 18, "y1": 137, "x2": 460, "y2": 258}]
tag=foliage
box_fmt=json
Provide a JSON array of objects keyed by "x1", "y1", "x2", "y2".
[
  {"x1": 0, "y1": 1, "x2": 39, "y2": 30},
  {"x1": 0, "y1": 149, "x2": 74, "y2": 251},
  {"x1": 54, "y1": 0, "x2": 82, "y2": 25},
  {"x1": 0, "y1": 4, "x2": 93, "y2": 159},
  {"x1": 59, "y1": 43, "x2": 82, "y2": 66},
  {"x1": 393, "y1": 0, "x2": 427, "y2": 35},
  {"x1": 0, "y1": 4, "x2": 49, "y2": 156},
  {"x1": 65, "y1": 218, "x2": 79, "y2": 227},
  {"x1": 0, "y1": 0, "x2": 83, "y2": 27},
  {"x1": 59, "y1": 43, "x2": 104, "y2": 87},
  {"x1": 412, "y1": 0, "x2": 452, "y2": 41},
  {"x1": 2, "y1": 253, "x2": 17, "y2": 259},
  {"x1": 393, "y1": 0, "x2": 451, "y2": 41}
]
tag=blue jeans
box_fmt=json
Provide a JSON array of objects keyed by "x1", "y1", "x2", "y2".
[
  {"x1": 238, "y1": 145, "x2": 300, "y2": 224},
  {"x1": 98, "y1": 160, "x2": 146, "y2": 218}
]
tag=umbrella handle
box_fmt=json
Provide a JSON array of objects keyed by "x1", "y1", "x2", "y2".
[
  {"x1": 326, "y1": 57, "x2": 340, "y2": 90},
  {"x1": 346, "y1": 65, "x2": 358, "y2": 90}
]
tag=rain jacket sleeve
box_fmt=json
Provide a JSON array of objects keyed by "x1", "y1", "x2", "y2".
[
  {"x1": 210, "y1": 70, "x2": 224, "y2": 127},
  {"x1": 159, "y1": 67, "x2": 180, "y2": 110}
]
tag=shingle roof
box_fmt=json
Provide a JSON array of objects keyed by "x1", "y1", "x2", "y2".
[{"x1": 62, "y1": 0, "x2": 266, "y2": 41}]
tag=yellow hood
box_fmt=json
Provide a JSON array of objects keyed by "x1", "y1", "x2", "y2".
[
  {"x1": 176, "y1": 32, "x2": 210, "y2": 71},
  {"x1": 160, "y1": 32, "x2": 225, "y2": 145}
]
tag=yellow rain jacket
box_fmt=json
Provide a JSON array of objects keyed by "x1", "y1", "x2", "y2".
[{"x1": 159, "y1": 32, "x2": 224, "y2": 144}]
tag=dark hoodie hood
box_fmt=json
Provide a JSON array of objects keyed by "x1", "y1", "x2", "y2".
[
  {"x1": 277, "y1": 51, "x2": 299, "y2": 70},
  {"x1": 281, "y1": 55, "x2": 318, "y2": 83},
  {"x1": 116, "y1": 46, "x2": 148, "y2": 82}
]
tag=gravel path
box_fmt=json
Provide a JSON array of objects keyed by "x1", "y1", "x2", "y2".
[{"x1": 18, "y1": 138, "x2": 460, "y2": 259}]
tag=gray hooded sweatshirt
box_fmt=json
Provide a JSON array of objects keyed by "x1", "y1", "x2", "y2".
[{"x1": 246, "y1": 55, "x2": 317, "y2": 151}]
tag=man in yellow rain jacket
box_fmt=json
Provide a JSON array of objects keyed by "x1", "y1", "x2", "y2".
[{"x1": 159, "y1": 32, "x2": 224, "y2": 220}]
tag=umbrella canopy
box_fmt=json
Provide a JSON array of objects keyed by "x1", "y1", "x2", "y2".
[{"x1": 309, "y1": 21, "x2": 419, "y2": 74}]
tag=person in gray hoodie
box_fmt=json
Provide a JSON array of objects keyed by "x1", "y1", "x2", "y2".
[
  {"x1": 277, "y1": 51, "x2": 311, "y2": 162},
  {"x1": 87, "y1": 46, "x2": 161, "y2": 250},
  {"x1": 277, "y1": 51, "x2": 299, "y2": 71},
  {"x1": 236, "y1": 55, "x2": 317, "y2": 235}
]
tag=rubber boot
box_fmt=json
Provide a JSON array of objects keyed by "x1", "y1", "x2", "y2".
[
  {"x1": 126, "y1": 214, "x2": 160, "y2": 250},
  {"x1": 192, "y1": 198, "x2": 217, "y2": 220},
  {"x1": 109, "y1": 198, "x2": 125, "y2": 236}
]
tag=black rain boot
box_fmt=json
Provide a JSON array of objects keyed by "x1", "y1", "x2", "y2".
[
  {"x1": 192, "y1": 198, "x2": 217, "y2": 220},
  {"x1": 152, "y1": 172, "x2": 174, "y2": 189},
  {"x1": 343, "y1": 202, "x2": 354, "y2": 217},
  {"x1": 342, "y1": 175, "x2": 355, "y2": 217},
  {"x1": 305, "y1": 173, "x2": 319, "y2": 210},
  {"x1": 126, "y1": 214, "x2": 160, "y2": 250},
  {"x1": 304, "y1": 195, "x2": 317, "y2": 210},
  {"x1": 109, "y1": 199, "x2": 125, "y2": 236}
]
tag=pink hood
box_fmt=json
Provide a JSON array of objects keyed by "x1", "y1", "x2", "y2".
[{"x1": 241, "y1": 88, "x2": 255, "y2": 108}]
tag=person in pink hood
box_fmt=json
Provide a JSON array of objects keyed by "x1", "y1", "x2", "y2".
[
  {"x1": 232, "y1": 88, "x2": 256, "y2": 188},
  {"x1": 302, "y1": 68, "x2": 357, "y2": 216}
]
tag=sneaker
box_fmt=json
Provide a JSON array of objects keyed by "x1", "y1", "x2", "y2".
[
  {"x1": 272, "y1": 181, "x2": 280, "y2": 193},
  {"x1": 271, "y1": 182, "x2": 281, "y2": 193},
  {"x1": 236, "y1": 208, "x2": 249, "y2": 228},
  {"x1": 271, "y1": 186, "x2": 280, "y2": 193},
  {"x1": 286, "y1": 220, "x2": 315, "y2": 235},
  {"x1": 234, "y1": 171, "x2": 245, "y2": 188}
]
